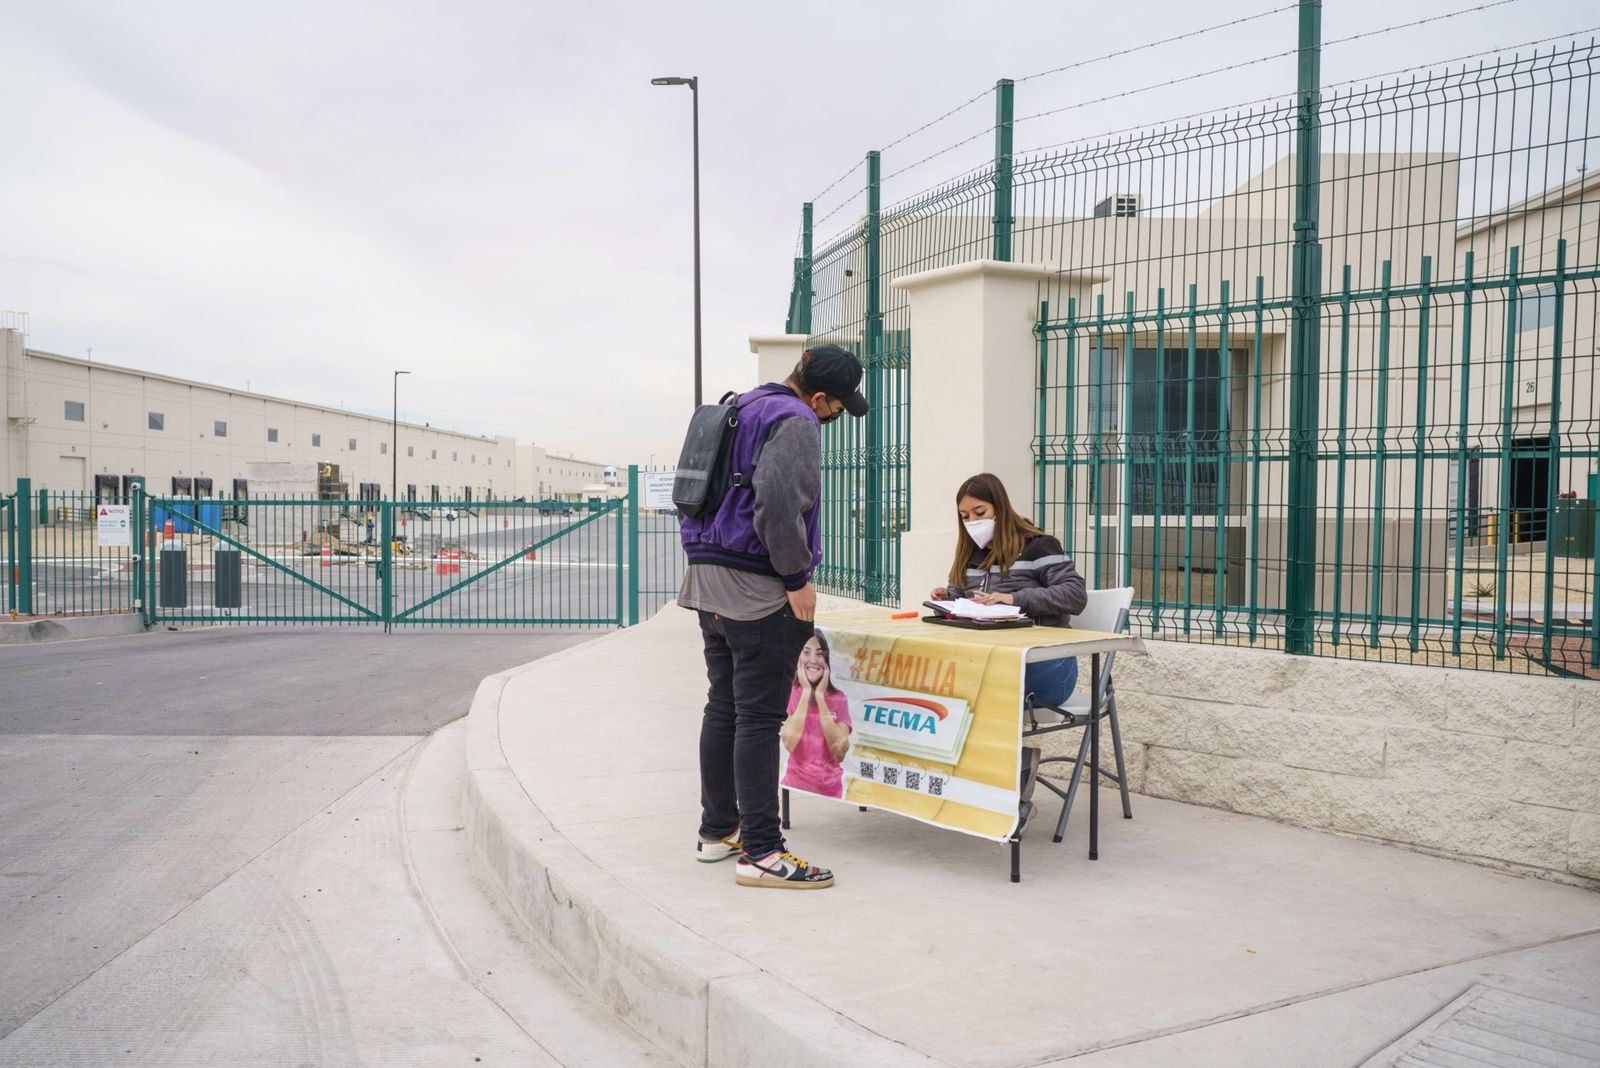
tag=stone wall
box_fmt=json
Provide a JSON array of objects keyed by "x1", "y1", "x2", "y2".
[{"x1": 1035, "y1": 640, "x2": 1600, "y2": 889}]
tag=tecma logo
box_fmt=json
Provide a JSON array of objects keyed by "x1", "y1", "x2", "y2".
[{"x1": 860, "y1": 697, "x2": 947, "y2": 736}]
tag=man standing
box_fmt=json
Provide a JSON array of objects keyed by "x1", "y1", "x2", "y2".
[{"x1": 678, "y1": 344, "x2": 868, "y2": 889}]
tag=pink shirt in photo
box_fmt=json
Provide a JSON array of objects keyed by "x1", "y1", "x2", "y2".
[{"x1": 781, "y1": 686, "x2": 853, "y2": 799}]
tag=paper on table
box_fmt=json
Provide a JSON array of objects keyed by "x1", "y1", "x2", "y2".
[{"x1": 928, "y1": 598, "x2": 1025, "y2": 621}]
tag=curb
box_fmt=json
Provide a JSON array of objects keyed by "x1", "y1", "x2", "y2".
[
  {"x1": 0, "y1": 611, "x2": 146, "y2": 645},
  {"x1": 461, "y1": 617, "x2": 946, "y2": 1068}
]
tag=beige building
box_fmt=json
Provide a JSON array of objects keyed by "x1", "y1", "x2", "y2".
[{"x1": 1, "y1": 332, "x2": 619, "y2": 503}]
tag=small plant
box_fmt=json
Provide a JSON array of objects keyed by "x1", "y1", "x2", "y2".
[{"x1": 1468, "y1": 579, "x2": 1496, "y2": 599}]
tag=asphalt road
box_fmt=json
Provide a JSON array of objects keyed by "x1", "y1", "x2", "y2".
[{"x1": 0, "y1": 626, "x2": 593, "y2": 1052}]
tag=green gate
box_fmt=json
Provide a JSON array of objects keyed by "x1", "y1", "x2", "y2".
[{"x1": 140, "y1": 466, "x2": 683, "y2": 630}]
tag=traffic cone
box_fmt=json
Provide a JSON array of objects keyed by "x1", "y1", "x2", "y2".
[{"x1": 320, "y1": 542, "x2": 332, "y2": 569}]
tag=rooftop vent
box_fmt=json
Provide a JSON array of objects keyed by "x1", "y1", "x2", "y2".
[{"x1": 1093, "y1": 194, "x2": 1140, "y2": 219}]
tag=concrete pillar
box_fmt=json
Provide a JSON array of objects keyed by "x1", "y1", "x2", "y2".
[
  {"x1": 748, "y1": 334, "x2": 809, "y2": 390},
  {"x1": 891, "y1": 260, "x2": 1102, "y2": 609}
]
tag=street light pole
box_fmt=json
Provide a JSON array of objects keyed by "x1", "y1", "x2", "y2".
[
  {"x1": 651, "y1": 74, "x2": 702, "y2": 408},
  {"x1": 392, "y1": 370, "x2": 410, "y2": 502}
]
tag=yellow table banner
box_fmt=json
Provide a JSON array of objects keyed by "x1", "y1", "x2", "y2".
[{"x1": 781, "y1": 609, "x2": 1047, "y2": 842}]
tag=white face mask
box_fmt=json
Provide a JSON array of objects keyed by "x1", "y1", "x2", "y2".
[{"x1": 963, "y1": 518, "x2": 996, "y2": 549}]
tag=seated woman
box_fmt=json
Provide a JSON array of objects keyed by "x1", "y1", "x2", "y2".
[{"x1": 930, "y1": 473, "x2": 1089, "y2": 706}]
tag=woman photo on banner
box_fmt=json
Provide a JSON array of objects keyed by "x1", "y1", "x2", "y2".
[
  {"x1": 780, "y1": 634, "x2": 853, "y2": 799},
  {"x1": 930, "y1": 472, "x2": 1088, "y2": 706}
]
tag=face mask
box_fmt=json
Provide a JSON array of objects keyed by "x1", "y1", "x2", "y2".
[
  {"x1": 964, "y1": 518, "x2": 995, "y2": 549},
  {"x1": 812, "y1": 396, "x2": 842, "y2": 425}
]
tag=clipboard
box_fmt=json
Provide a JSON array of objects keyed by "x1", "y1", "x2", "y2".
[{"x1": 921, "y1": 602, "x2": 1035, "y2": 630}]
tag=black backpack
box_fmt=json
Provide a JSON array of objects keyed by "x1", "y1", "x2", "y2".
[{"x1": 671, "y1": 386, "x2": 788, "y2": 518}]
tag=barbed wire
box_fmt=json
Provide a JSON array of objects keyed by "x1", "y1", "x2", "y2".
[
  {"x1": 1323, "y1": 0, "x2": 1529, "y2": 50},
  {"x1": 1016, "y1": 3, "x2": 1296, "y2": 84},
  {"x1": 1013, "y1": 0, "x2": 1535, "y2": 129},
  {"x1": 806, "y1": 0, "x2": 1555, "y2": 237},
  {"x1": 1019, "y1": 25, "x2": 1596, "y2": 160},
  {"x1": 801, "y1": 4, "x2": 1302, "y2": 206}
]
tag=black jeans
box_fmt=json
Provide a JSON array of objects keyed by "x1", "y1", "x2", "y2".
[{"x1": 697, "y1": 605, "x2": 814, "y2": 858}]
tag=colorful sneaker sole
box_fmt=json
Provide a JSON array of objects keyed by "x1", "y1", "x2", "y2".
[{"x1": 734, "y1": 870, "x2": 835, "y2": 889}]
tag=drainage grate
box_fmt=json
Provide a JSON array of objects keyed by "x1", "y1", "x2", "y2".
[{"x1": 1362, "y1": 984, "x2": 1600, "y2": 1068}]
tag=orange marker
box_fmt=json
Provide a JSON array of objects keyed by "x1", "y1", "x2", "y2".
[{"x1": 890, "y1": 610, "x2": 918, "y2": 620}]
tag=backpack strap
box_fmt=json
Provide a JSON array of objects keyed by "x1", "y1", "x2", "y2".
[{"x1": 728, "y1": 385, "x2": 808, "y2": 491}]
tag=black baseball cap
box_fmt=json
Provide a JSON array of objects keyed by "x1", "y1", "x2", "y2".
[{"x1": 802, "y1": 344, "x2": 869, "y2": 417}]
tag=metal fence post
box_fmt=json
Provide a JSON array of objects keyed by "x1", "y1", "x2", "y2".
[
  {"x1": 131, "y1": 481, "x2": 145, "y2": 616},
  {"x1": 15, "y1": 477, "x2": 32, "y2": 615},
  {"x1": 613, "y1": 496, "x2": 625, "y2": 627},
  {"x1": 800, "y1": 202, "x2": 813, "y2": 335},
  {"x1": 627, "y1": 465, "x2": 640, "y2": 626},
  {"x1": 380, "y1": 502, "x2": 394, "y2": 632},
  {"x1": 864, "y1": 150, "x2": 885, "y2": 603},
  {"x1": 785, "y1": 204, "x2": 815, "y2": 335},
  {"x1": 2, "y1": 494, "x2": 14, "y2": 617},
  {"x1": 1285, "y1": 0, "x2": 1322, "y2": 655},
  {"x1": 994, "y1": 78, "x2": 1015, "y2": 262}
]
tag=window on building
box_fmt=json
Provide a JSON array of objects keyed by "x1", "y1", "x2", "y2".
[
  {"x1": 1127, "y1": 348, "x2": 1228, "y2": 515},
  {"x1": 349, "y1": 438, "x2": 357, "y2": 451},
  {"x1": 1518, "y1": 286, "x2": 1559, "y2": 333},
  {"x1": 148, "y1": 412, "x2": 164, "y2": 431},
  {"x1": 380, "y1": 442, "x2": 388, "y2": 455},
  {"x1": 1447, "y1": 452, "x2": 1484, "y2": 542},
  {"x1": 431, "y1": 449, "x2": 437, "y2": 460},
  {"x1": 407, "y1": 446, "x2": 414, "y2": 458},
  {"x1": 453, "y1": 452, "x2": 458, "y2": 462},
  {"x1": 471, "y1": 454, "x2": 476, "y2": 463},
  {"x1": 312, "y1": 433, "x2": 322, "y2": 447},
  {"x1": 65, "y1": 400, "x2": 85, "y2": 422},
  {"x1": 214, "y1": 420, "x2": 228, "y2": 438},
  {"x1": 267, "y1": 427, "x2": 279, "y2": 443}
]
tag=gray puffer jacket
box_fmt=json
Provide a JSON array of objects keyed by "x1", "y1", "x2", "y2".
[{"x1": 952, "y1": 533, "x2": 1088, "y2": 627}]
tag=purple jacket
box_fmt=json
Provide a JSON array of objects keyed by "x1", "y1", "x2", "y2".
[{"x1": 680, "y1": 384, "x2": 822, "y2": 590}]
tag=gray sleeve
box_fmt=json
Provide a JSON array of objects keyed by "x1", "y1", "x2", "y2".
[
  {"x1": 752, "y1": 417, "x2": 821, "y2": 589},
  {"x1": 1011, "y1": 551, "x2": 1088, "y2": 622}
]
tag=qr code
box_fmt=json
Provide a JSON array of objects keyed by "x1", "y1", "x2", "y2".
[
  {"x1": 905, "y1": 771, "x2": 923, "y2": 792},
  {"x1": 883, "y1": 766, "x2": 899, "y2": 787},
  {"x1": 858, "y1": 761, "x2": 876, "y2": 781},
  {"x1": 927, "y1": 775, "x2": 947, "y2": 797}
]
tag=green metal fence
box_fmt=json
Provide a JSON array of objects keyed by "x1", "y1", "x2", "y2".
[
  {"x1": 787, "y1": 2, "x2": 1597, "y2": 674},
  {"x1": 2, "y1": 466, "x2": 686, "y2": 631},
  {"x1": 1029, "y1": 30, "x2": 1598, "y2": 675}
]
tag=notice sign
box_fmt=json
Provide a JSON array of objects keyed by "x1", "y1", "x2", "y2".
[
  {"x1": 97, "y1": 504, "x2": 131, "y2": 547},
  {"x1": 643, "y1": 470, "x2": 677, "y2": 510}
]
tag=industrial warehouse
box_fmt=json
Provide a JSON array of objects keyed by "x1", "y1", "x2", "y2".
[{"x1": 0, "y1": 321, "x2": 620, "y2": 505}]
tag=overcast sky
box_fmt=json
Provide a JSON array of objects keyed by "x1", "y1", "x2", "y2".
[{"x1": 1, "y1": 0, "x2": 1590, "y2": 465}]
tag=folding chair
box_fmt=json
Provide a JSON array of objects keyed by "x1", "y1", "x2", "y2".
[{"x1": 1022, "y1": 587, "x2": 1135, "y2": 844}]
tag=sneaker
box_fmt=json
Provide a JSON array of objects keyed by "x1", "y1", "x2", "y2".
[
  {"x1": 734, "y1": 849, "x2": 834, "y2": 890},
  {"x1": 695, "y1": 829, "x2": 741, "y2": 864}
]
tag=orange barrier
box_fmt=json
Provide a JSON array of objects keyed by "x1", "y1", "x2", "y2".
[
  {"x1": 320, "y1": 543, "x2": 332, "y2": 569},
  {"x1": 435, "y1": 549, "x2": 461, "y2": 576}
]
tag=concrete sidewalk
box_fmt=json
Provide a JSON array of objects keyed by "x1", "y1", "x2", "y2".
[{"x1": 465, "y1": 606, "x2": 1600, "y2": 1068}]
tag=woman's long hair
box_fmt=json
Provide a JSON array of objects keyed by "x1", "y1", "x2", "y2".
[
  {"x1": 794, "y1": 633, "x2": 843, "y2": 695},
  {"x1": 947, "y1": 473, "x2": 1046, "y2": 587}
]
